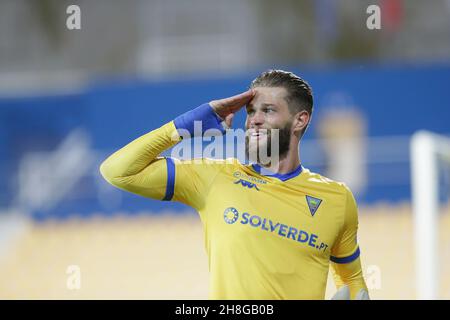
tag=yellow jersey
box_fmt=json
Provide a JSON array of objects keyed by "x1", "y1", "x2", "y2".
[{"x1": 100, "y1": 119, "x2": 367, "y2": 300}]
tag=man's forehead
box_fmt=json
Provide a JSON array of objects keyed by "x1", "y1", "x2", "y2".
[{"x1": 248, "y1": 87, "x2": 288, "y2": 106}]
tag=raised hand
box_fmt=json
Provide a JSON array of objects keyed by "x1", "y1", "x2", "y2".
[{"x1": 209, "y1": 89, "x2": 255, "y2": 128}]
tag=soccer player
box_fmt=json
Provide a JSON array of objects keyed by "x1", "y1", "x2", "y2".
[{"x1": 100, "y1": 70, "x2": 369, "y2": 300}]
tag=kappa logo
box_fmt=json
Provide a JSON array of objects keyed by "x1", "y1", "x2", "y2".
[
  {"x1": 234, "y1": 179, "x2": 260, "y2": 191},
  {"x1": 306, "y1": 195, "x2": 322, "y2": 217}
]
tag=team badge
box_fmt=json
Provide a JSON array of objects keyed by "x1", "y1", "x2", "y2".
[{"x1": 306, "y1": 195, "x2": 322, "y2": 217}]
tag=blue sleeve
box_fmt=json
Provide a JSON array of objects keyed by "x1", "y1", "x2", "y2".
[{"x1": 173, "y1": 103, "x2": 225, "y2": 137}]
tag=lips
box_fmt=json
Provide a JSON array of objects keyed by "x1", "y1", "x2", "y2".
[
  {"x1": 248, "y1": 129, "x2": 269, "y2": 136},
  {"x1": 248, "y1": 130, "x2": 268, "y2": 141},
  {"x1": 251, "y1": 132, "x2": 266, "y2": 137}
]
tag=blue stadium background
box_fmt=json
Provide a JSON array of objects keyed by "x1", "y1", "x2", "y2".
[{"x1": 1, "y1": 63, "x2": 449, "y2": 220}]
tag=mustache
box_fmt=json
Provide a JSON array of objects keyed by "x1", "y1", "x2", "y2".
[
  {"x1": 244, "y1": 127, "x2": 283, "y2": 134},
  {"x1": 244, "y1": 122, "x2": 292, "y2": 162}
]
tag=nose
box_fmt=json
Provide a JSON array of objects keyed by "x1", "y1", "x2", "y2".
[{"x1": 249, "y1": 110, "x2": 265, "y2": 128}]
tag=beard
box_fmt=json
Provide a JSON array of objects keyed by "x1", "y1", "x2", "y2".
[{"x1": 245, "y1": 121, "x2": 292, "y2": 166}]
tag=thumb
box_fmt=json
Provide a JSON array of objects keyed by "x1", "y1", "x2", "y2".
[{"x1": 224, "y1": 113, "x2": 234, "y2": 129}]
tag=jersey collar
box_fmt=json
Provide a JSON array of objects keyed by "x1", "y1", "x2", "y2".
[{"x1": 251, "y1": 163, "x2": 303, "y2": 181}]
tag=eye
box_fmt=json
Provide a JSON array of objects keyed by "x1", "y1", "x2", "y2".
[{"x1": 265, "y1": 108, "x2": 275, "y2": 113}]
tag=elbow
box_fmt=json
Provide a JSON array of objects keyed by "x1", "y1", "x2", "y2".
[
  {"x1": 99, "y1": 158, "x2": 121, "y2": 187},
  {"x1": 99, "y1": 160, "x2": 135, "y2": 193}
]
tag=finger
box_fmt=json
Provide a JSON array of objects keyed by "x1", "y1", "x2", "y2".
[
  {"x1": 231, "y1": 89, "x2": 255, "y2": 104},
  {"x1": 230, "y1": 89, "x2": 254, "y2": 101},
  {"x1": 224, "y1": 113, "x2": 234, "y2": 128},
  {"x1": 222, "y1": 89, "x2": 255, "y2": 109}
]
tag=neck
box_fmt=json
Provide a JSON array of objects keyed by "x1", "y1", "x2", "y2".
[{"x1": 259, "y1": 139, "x2": 301, "y2": 174}]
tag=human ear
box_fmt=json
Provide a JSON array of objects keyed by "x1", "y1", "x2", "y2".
[{"x1": 293, "y1": 110, "x2": 310, "y2": 134}]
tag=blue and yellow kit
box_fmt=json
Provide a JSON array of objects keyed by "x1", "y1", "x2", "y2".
[{"x1": 100, "y1": 103, "x2": 368, "y2": 299}]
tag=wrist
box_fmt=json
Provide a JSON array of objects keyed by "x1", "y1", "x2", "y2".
[{"x1": 174, "y1": 103, "x2": 226, "y2": 137}]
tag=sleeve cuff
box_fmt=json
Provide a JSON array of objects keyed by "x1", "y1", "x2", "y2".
[{"x1": 173, "y1": 103, "x2": 226, "y2": 137}]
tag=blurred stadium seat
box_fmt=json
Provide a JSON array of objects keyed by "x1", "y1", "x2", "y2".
[{"x1": 0, "y1": 205, "x2": 449, "y2": 299}]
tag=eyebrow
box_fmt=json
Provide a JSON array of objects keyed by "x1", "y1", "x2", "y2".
[{"x1": 246, "y1": 103, "x2": 276, "y2": 109}]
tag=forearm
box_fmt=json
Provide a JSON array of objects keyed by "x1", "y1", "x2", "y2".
[
  {"x1": 100, "y1": 101, "x2": 225, "y2": 178},
  {"x1": 99, "y1": 103, "x2": 225, "y2": 199},
  {"x1": 100, "y1": 121, "x2": 179, "y2": 180},
  {"x1": 331, "y1": 257, "x2": 369, "y2": 299},
  {"x1": 99, "y1": 120, "x2": 180, "y2": 198}
]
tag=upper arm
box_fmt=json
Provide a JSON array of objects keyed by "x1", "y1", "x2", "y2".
[
  {"x1": 330, "y1": 186, "x2": 368, "y2": 299},
  {"x1": 103, "y1": 156, "x2": 222, "y2": 211},
  {"x1": 330, "y1": 186, "x2": 360, "y2": 263},
  {"x1": 101, "y1": 156, "x2": 169, "y2": 201}
]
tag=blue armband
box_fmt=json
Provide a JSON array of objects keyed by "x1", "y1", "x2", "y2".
[
  {"x1": 174, "y1": 103, "x2": 225, "y2": 137},
  {"x1": 330, "y1": 247, "x2": 361, "y2": 264}
]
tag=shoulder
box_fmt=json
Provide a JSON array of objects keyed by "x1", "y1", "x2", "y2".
[
  {"x1": 302, "y1": 169, "x2": 358, "y2": 225},
  {"x1": 301, "y1": 167, "x2": 353, "y2": 197}
]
